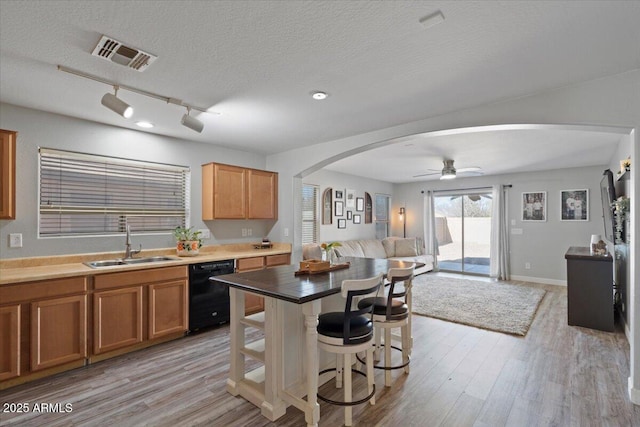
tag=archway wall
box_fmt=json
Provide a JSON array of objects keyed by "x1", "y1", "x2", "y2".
[{"x1": 266, "y1": 69, "x2": 639, "y2": 403}]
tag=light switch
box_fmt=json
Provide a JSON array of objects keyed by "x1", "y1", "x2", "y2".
[
  {"x1": 9, "y1": 233, "x2": 23, "y2": 248},
  {"x1": 511, "y1": 228, "x2": 523, "y2": 235}
]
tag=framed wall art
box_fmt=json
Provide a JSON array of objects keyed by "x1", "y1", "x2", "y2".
[
  {"x1": 356, "y1": 197, "x2": 364, "y2": 212},
  {"x1": 334, "y1": 200, "x2": 344, "y2": 216},
  {"x1": 334, "y1": 189, "x2": 344, "y2": 200},
  {"x1": 322, "y1": 187, "x2": 332, "y2": 225},
  {"x1": 346, "y1": 211, "x2": 352, "y2": 220},
  {"x1": 345, "y1": 189, "x2": 356, "y2": 208},
  {"x1": 353, "y1": 214, "x2": 361, "y2": 224},
  {"x1": 522, "y1": 191, "x2": 546, "y2": 222},
  {"x1": 561, "y1": 189, "x2": 589, "y2": 221},
  {"x1": 338, "y1": 218, "x2": 347, "y2": 229}
]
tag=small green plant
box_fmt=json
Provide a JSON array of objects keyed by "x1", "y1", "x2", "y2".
[{"x1": 173, "y1": 226, "x2": 203, "y2": 248}]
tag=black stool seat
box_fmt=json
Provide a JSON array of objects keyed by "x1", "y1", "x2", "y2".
[
  {"x1": 358, "y1": 297, "x2": 409, "y2": 320},
  {"x1": 318, "y1": 312, "x2": 373, "y2": 344}
]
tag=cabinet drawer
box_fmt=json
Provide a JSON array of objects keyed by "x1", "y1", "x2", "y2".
[
  {"x1": 236, "y1": 256, "x2": 265, "y2": 272},
  {"x1": 1, "y1": 277, "x2": 87, "y2": 305},
  {"x1": 94, "y1": 266, "x2": 187, "y2": 290},
  {"x1": 266, "y1": 254, "x2": 290, "y2": 267}
]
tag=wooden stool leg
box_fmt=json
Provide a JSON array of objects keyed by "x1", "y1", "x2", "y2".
[
  {"x1": 336, "y1": 354, "x2": 343, "y2": 389},
  {"x1": 366, "y1": 346, "x2": 375, "y2": 405},
  {"x1": 384, "y1": 327, "x2": 392, "y2": 387},
  {"x1": 344, "y1": 353, "x2": 352, "y2": 426},
  {"x1": 374, "y1": 327, "x2": 381, "y2": 362},
  {"x1": 402, "y1": 324, "x2": 410, "y2": 374}
]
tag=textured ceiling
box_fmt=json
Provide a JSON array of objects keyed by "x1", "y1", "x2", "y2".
[{"x1": 1, "y1": 1, "x2": 639, "y2": 177}]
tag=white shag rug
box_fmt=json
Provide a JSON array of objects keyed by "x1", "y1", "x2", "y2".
[{"x1": 411, "y1": 275, "x2": 546, "y2": 336}]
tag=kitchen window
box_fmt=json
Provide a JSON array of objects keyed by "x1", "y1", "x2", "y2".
[{"x1": 39, "y1": 148, "x2": 189, "y2": 237}]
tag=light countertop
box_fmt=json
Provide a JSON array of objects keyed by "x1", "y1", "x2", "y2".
[{"x1": 0, "y1": 243, "x2": 291, "y2": 285}]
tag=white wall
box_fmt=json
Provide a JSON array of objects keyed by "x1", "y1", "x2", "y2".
[
  {"x1": 0, "y1": 103, "x2": 269, "y2": 259},
  {"x1": 303, "y1": 169, "x2": 393, "y2": 242},
  {"x1": 393, "y1": 165, "x2": 608, "y2": 284}
]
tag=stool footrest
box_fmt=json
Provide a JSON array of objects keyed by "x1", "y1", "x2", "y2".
[
  {"x1": 356, "y1": 344, "x2": 410, "y2": 370},
  {"x1": 317, "y1": 368, "x2": 376, "y2": 406}
]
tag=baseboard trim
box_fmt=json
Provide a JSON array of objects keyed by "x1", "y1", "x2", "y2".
[
  {"x1": 510, "y1": 275, "x2": 567, "y2": 286},
  {"x1": 629, "y1": 377, "x2": 640, "y2": 405}
]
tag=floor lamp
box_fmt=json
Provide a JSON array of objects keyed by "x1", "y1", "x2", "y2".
[{"x1": 399, "y1": 207, "x2": 406, "y2": 238}]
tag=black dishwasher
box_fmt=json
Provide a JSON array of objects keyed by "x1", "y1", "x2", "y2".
[{"x1": 189, "y1": 259, "x2": 235, "y2": 332}]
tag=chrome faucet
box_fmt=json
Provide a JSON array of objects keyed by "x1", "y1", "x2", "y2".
[{"x1": 124, "y1": 224, "x2": 142, "y2": 259}]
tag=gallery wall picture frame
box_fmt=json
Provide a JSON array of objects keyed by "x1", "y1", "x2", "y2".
[
  {"x1": 346, "y1": 189, "x2": 356, "y2": 208},
  {"x1": 353, "y1": 214, "x2": 361, "y2": 224},
  {"x1": 561, "y1": 189, "x2": 589, "y2": 221},
  {"x1": 322, "y1": 187, "x2": 333, "y2": 225},
  {"x1": 334, "y1": 200, "x2": 344, "y2": 216},
  {"x1": 355, "y1": 197, "x2": 364, "y2": 212},
  {"x1": 346, "y1": 211, "x2": 352, "y2": 220},
  {"x1": 334, "y1": 189, "x2": 344, "y2": 199},
  {"x1": 522, "y1": 191, "x2": 547, "y2": 222},
  {"x1": 338, "y1": 218, "x2": 347, "y2": 229}
]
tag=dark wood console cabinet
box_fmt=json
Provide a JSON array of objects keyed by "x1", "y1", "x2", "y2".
[{"x1": 565, "y1": 246, "x2": 614, "y2": 332}]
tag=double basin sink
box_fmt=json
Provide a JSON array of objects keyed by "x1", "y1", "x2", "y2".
[{"x1": 85, "y1": 256, "x2": 178, "y2": 268}]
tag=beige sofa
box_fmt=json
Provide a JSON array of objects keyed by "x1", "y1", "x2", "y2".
[{"x1": 302, "y1": 237, "x2": 433, "y2": 275}]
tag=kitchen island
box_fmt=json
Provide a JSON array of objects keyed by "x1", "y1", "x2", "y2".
[{"x1": 212, "y1": 257, "x2": 419, "y2": 427}]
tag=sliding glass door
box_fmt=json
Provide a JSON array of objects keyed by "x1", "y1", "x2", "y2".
[{"x1": 434, "y1": 192, "x2": 492, "y2": 275}]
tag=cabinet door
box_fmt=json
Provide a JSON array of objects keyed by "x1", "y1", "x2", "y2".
[
  {"x1": 247, "y1": 169, "x2": 278, "y2": 219},
  {"x1": 0, "y1": 304, "x2": 20, "y2": 380},
  {"x1": 31, "y1": 295, "x2": 87, "y2": 371},
  {"x1": 0, "y1": 129, "x2": 16, "y2": 220},
  {"x1": 149, "y1": 280, "x2": 188, "y2": 339},
  {"x1": 214, "y1": 163, "x2": 247, "y2": 219},
  {"x1": 93, "y1": 287, "x2": 143, "y2": 354}
]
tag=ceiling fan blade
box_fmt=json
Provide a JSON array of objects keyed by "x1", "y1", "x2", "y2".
[
  {"x1": 457, "y1": 170, "x2": 484, "y2": 177},
  {"x1": 412, "y1": 171, "x2": 440, "y2": 178},
  {"x1": 456, "y1": 166, "x2": 482, "y2": 173}
]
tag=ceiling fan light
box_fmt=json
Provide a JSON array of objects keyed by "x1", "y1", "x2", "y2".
[
  {"x1": 181, "y1": 111, "x2": 204, "y2": 133},
  {"x1": 101, "y1": 91, "x2": 133, "y2": 118},
  {"x1": 440, "y1": 171, "x2": 456, "y2": 180}
]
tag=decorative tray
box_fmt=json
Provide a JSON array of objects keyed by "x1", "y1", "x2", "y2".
[{"x1": 295, "y1": 261, "x2": 350, "y2": 276}]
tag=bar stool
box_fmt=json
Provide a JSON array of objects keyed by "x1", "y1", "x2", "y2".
[
  {"x1": 316, "y1": 273, "x2": 383, "y2": 427},
  {"x1": 357, "y1": 265, "x2": 414, "y2": 387}
]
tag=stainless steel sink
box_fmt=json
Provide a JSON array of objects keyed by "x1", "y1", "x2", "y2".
[{"x1": 85, "y1": 256, "x2": 178, "y2": 268}]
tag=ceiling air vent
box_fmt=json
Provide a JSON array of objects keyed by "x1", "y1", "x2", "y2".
[{"x1": 91, "y1": 35, "x2": 157, "y2": 72}]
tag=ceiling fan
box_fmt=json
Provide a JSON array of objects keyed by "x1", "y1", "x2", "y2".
[{"x1": 413, "y1": 159, "x2": 483, "y2": 180}]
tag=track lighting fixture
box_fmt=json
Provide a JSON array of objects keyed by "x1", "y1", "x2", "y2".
[
  {"x1": 58, "y1": 65, "x2": 216, "y2": 131},
  {"x1": 181, "y1": 107, "x2": 204, "y2": 133},
  {"x1": 101, "y1": 85, "x2": 133, "y2": 118}
]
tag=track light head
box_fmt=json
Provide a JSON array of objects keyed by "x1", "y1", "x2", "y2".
[
  {"x1": 101, "y1": 86, "x2": 133, "y2": 118},
  {"x1": 181, "y1": 107, "x2": 204, "y2": 133}
]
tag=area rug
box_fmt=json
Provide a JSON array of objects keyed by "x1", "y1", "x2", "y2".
[{"x1": 411, "y1": 275, "x2": 546, "y2": 336}]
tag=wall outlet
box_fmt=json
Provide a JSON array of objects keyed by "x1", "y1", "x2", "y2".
[
  {"x1": 247, "y1": 228, "x2": 252, "y2": 236},
  {"x1": 525, "y1": 262, "x2": 531, "y2": 269},
  {"x1": 241, "y1": 228, "x2": 247, "y2": 237},
  {"x1": 198, "y1": 228, "x2": 211, "y2": 239},
  {"x1": 9, "y1": 233, "x2": 23, "y2": 248}
]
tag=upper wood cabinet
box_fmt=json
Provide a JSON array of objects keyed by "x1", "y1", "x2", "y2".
[
  {"x1": 202, "y1": 162, "x2": 278, "y2": 220},
  {"x1": 0, "y1": 129, "x2": 16, "y2": 219}
]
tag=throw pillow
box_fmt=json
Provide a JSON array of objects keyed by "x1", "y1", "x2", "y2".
[
  {"x1": 382, "y1": 237, "x2": 400, "y2": 257},
  {"x1": 395, "y1": 238, "x2": 417, "y2": 257}
]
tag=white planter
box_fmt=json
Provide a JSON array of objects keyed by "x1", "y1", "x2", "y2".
[{"x1": 176, "y1": 240, "x2": 200, "y2": 256}]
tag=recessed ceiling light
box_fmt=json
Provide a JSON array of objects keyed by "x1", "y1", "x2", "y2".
[
  {"x1": 136, "y1": 121, "x2": 154, "y2": 128},
  {"x1": 419, "y1": 10, "x2": 445, "y2": 29},
  {"x1": 311, "y1": 91, "x2": 329, "y2": 100}
]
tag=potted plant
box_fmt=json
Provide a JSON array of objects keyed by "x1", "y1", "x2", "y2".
[
  {"x1": 174, "y1": 226, "x2": 203, "y2": 256},
  {"x1": 320, "y1": 241, "x2": 342, "y2": 264}
]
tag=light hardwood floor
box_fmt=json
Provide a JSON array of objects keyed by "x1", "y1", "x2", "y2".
[{"x1": 1, "y1": 275, "x2": 639, "y2": 427}]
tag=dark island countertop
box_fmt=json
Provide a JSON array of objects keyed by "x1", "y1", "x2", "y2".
[
  {"x1": 212, "y1": 257, "x2": 421, "y2": 304},
  {"x1": 564, "y1": 246, "x2": 612, "y2": 262}
]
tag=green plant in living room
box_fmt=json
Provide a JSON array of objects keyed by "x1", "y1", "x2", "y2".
[{"x1": 174, "y1": 226, "x2": 203, "y2": 256}]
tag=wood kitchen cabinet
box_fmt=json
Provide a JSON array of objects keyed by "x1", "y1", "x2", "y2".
[
  {"x1": 202, "y1": 162, "x2": 278, "y2": 220},
  {"x1": 0, "y1": 304, "x2": 21, "y2": 381},
  {"x1": 237, "y1": 254, "x2": 291, "y2": 315},
  {"x1": 0, "y1": 276, "x2": 87, "y2": 389},
  {"x1": 31, "y1": 294, "x2": 87, "y2": 371},
  {"x1": 92, "y1": 265, "x2": 188, "y2": 357},
  {"x1": 0, "y1": 129, "x2": 16, "y2": 219}
]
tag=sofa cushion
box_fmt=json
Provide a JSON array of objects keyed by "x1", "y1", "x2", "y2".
[
  {"x1": 395, "y1": 238, "x2": 418, "y2": 257},
  {"x1": 358, "y1": 239, "x2": 388, "y2": 259},
  {"x1": 334, "y1": 240, "x2": 365, "y2": 257},
  {"x1": 382, "y1": 237, "x2": 400, "y2": 258}
]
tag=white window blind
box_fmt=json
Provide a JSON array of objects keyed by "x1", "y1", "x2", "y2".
[
  {"x1": 39, "y1": 148, "x2": 190, "y2": 237},
  {"x1": 301, "y1": 184, "x2": 319, "y2": 244}
]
